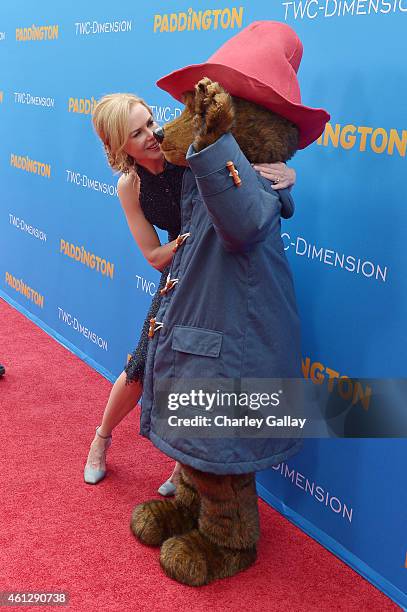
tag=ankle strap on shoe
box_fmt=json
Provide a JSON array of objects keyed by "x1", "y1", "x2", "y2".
[{"x1": 96, "y1": 426, "x2": 112, "y2": 440}]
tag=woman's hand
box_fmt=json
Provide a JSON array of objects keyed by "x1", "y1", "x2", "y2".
[{"x1": 252, "y1": 162, "x2": 296, "y2": 190}]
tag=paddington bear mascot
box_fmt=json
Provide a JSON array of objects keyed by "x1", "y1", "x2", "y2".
[{"x1": 131, "y1": 21, "x2": 329, "y2": 586}]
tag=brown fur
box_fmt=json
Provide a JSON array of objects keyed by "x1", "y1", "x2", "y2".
[
  {"x1": 158, "y1": 467, "x2": 259, "y2": 586},
  {"x1": 130, "y1": 472, "x2": 200, "y2": 547},
  {"x1": 182, "y1": 466, "x2": 260, "y2": 550},
  {"x1": 160, "y1": 77, "x2": 299, "y2": 166},
  {"x1": 231, "y1": 96, "x2": 299, "y2": 163},
  {"x1": 131, "y1": 466, "x2": 259, "y2": 584},
  {"x1": 192, "y1": 77, "x2": 235, "y2": 152},
  {"x1": 160, "y1": 529, "x2": 257, "y2": 587}
]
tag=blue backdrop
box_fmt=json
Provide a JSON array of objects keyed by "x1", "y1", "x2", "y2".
[{"x1": 0, "y1": 1, "x2": 406, "y2": 606}]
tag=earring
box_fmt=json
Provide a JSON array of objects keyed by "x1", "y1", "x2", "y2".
[{"x1": 126, "y1": 155, "x2": 137, "y2": 173}]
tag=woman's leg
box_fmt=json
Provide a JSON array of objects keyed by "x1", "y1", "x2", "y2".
[
  {"x1": 84, "y1": 371, "x2": 142, "y2": 479},
  {"x1": 168, "y1": 461, "x2": 182, "y2": 485},
  {"x1": 97, "y1": 370, "x2": 142, "y2": 437},
  {"x1": 158, "y1": 460, "x2": 182, "y2": 496},
  {"x1": 85, "y1": 368, "x2": 181, "y2": 491}
]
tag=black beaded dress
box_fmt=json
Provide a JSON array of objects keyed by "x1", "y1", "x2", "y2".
[{"x1": 125, "y1": 160, "x2": 185, "y2": 384}]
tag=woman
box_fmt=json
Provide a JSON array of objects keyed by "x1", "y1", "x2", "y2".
[{"x1": 84, "y1": 92, "x2": 296, "y2": 494}]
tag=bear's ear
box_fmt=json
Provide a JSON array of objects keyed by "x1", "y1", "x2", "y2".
[{"x1": 182, "y1": 91, "x2": 195, "y2": 112}]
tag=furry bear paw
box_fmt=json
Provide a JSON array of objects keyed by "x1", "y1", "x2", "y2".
[
  {"x1": 160, "y1": 528, "x2": 257, "y2": 586},
  {"x1": 130, "y1": 499, "x2": 198, "y2": 547},
  {"x1": 192, "y1": 77, "x2": 234, "y2": 152}
]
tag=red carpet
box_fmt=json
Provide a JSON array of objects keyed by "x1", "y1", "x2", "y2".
[{"x1": 0, "y1": 297, "x2": 399, "y2": 611}]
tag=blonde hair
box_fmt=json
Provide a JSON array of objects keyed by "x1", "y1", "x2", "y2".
[{"x1": 93, "y1": 93, "x2": 153, "y2": 174}]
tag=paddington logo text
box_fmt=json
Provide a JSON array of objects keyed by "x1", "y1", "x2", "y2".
[
  {"x1": 153, "y1": 7, "x2": 244, "y2": 32},
  {"x1": 16, "y1": 24, "x2": 58, "y2": 41},
  {"x1": 283, "y1": 0, "x2": 407, "y2": 19},
  {"x1": 74, "y1": 20, "x2": 132, "y2": 35},
  {"x1": 5, "y1": 272, "x2": 44, "y2": 308},
  {"x1": 68, "y1": 97, "x2": 97, "y2": 115},
  {"x1": 10, "y1": 154, "x2": 51, "y2": 178},
  {"x1": 60, "y1": 240, "x2": 115, "y2": 280},
  {"x1": 302, "y1": 357, "x2": 371, "y2": 410},
  {"x1": 318, "y1": 123, "x2": 406, "y2": 157}
]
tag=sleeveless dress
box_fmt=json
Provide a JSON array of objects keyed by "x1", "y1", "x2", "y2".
[{"x1": 125, "y1": 161, "x2": 185, "y2": 384}]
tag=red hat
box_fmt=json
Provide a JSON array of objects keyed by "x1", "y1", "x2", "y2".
[{"x1": 156, "y1": 21, "x2": 330, "y2": 149}]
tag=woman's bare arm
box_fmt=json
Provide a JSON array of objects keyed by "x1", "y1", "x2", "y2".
[{"x1": 117, "y1": 172, "x2": 177, "y2": 271}]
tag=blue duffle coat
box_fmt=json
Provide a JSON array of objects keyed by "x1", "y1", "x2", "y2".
[{"x1": 140, "y1": 133, "x2": 302, "y2": 474}]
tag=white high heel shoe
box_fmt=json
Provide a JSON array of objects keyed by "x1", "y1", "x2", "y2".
[
  {"x1": 157, "y1": 478, "x2": 177, "y2": 497},
  {"x1": 84, "y1": 426, "x2": 112, "y2": 485}
]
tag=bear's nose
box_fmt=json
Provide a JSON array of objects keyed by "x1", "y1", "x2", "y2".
[{"x1": 153, "y1": 126, "x2": 165, "y2": 143}]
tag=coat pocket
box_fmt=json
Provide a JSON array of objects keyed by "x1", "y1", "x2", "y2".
[{"x1": 172, "y1": 325, "x2": 223, "y2": 378}]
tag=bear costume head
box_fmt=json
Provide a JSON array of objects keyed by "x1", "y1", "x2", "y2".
[{"x1": 155, "y1": 21, "x2": 329, "y2": 165}]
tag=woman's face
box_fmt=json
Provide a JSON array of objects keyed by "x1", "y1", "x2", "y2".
[{"x1": 123, "y1": 103, "x2": 162, "y2": 164}]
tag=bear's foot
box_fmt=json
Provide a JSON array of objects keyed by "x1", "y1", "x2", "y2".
[
  {"x1": 160, "y1": 529, "x2": 257, "y2": 586},
  {"x1": 130, "y1": 499, "x2": 198, "y2": 547}
]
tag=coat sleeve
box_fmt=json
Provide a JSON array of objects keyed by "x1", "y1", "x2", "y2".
[{"x1": 186, "y1": 132, "x2": 287, "y2": 252}]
